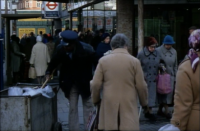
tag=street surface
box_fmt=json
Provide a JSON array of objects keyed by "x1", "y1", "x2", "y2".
[{"x1": 57, "y1": 90, "x2": 172, "y2": 131}]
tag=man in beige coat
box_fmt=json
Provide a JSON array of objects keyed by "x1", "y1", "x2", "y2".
[
  {"x1": 90, "y1": 34, "x2": 148, "y2": 131},
  {"x1": 171, "y1": 29, "x2": 200, "y2": 131}
]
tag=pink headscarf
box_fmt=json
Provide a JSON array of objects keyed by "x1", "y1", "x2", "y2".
[{"x1": 187, "y1": 29, "x2": 200, "y2": 72}]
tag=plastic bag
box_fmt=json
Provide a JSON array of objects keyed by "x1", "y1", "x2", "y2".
[
  {"x1": 40, "y1": 85, "x2": 55, "y2": 98},
  {"x1": 22, "y1": 86, "x2": 55, "y2": 98},
  {"x1": 22, "y1": 87, "x2": 40, "y2": 96},
  {"x1": 8, "y1": 87, "x2": 23, "y2": 96},
  {"x1": 158, "y1": 124, "x2": 180, "y2": 131}
]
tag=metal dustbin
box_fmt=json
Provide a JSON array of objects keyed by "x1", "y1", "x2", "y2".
[{"x1": 0, "y1": 83, "x2": 62, "y2": 131}]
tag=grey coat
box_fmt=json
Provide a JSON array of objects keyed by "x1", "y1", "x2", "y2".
[
  {"x1": 137, "y1": 47, "x2": 162, "y2": 107},
  {"x1": 156, "y1": 44, "x2": 177, "y2": 104},
  {"x1": 10, "y1": 41, "x2": 23, "y2": 72}
]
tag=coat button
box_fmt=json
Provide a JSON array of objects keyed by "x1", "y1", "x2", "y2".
[
  {"x1": 149, "y1": 66, "x2": 151, "y2": 69},
  {"x1": 149, "y1": 57, "x2": 150, "y2": 59},
  {"x1": 149, "y1": 74, "x2": 151, "y2": 75}
]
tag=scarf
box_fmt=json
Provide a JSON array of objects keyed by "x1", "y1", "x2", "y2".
[{"x1": 187, "y1": 49, "x2": 199, "y2": 72}]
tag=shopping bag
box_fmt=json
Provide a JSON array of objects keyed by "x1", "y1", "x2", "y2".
[
  {"x1": 86, "y1": 105, "x2": 100, "y2": 131},
  {"x1": 157, "y1": 72, "x2": 172, "y2": 94},
  {"x1": 28, "y1": 67, "x2": 36, "y2": 79},
  {"x1": 158, "y1": 124, "x2": 180, "y2": 131}
]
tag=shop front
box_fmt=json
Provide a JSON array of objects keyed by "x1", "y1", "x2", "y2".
[{"x1": 67, "y1": 0, "x2": 117, "y2": 35}]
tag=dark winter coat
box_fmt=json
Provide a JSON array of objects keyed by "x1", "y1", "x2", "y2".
[{"x1": 46, "y1": 41, "x2": 95, "y2": 98}]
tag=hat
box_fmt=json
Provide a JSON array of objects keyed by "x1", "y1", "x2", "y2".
[
  {"x1": 36, "y1": 36, "x2": 42, "y2": 42},
  {"x1": 61, "y1": 30, "x2": 78, "y2": 43},
  {"x1": 101, "y1": 33, "x2": 110, "y2": 41},
  {"x1": 145, "y1": 37, "x2": 158, "y2": 46},
  {"x1": 163, "y1": 35, "x2": 175, "y2": 44}
]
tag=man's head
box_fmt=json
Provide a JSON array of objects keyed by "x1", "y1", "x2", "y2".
[
  {"x1": 189, "y1": 26, "x2": 197, "y2": 34},
  {"x1": 110, "y1": 33, "x2": 130, "y2": 50},
  {"x1": 39, "y1": 31, "x2": 43, "y2": 35},
  {"x1": 61, "y1": 30, "x2": 78, "y2": 52}
]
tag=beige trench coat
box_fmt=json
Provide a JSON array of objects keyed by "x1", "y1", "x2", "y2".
[
  {"x1": 90, "y1": 48, "x2": 148, "y2": 131},
  {"x1": 29, "y1": 42, "x2": 50, "y2": 76},
  {"x1": 171, "y1": 52, "x2": 200, "y2": 131}
]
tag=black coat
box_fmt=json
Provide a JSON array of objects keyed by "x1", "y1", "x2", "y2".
[{"x1": 46, "y1": 41, "x2": 95, "y2": 98}]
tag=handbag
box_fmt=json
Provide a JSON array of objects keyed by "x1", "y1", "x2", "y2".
[
  {"x1": 157, "y1": 71, "x2": 172, "y2": 94},
  {"x1": 86, "y1": 104, "x2": 100, "y2": 131},
  {"x1": 28, "y1": 66, "x2": 36, "y2": 79}
]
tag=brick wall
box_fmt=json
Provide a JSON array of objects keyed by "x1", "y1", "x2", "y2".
[{"x1": 116, "y1": 0, "x2": 134, "y2": 54}]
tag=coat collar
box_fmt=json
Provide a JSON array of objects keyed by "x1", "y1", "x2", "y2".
[
  {"x1": 111, "y1": 48, "x2": 129, "y2": 54},
  {"x1": 143, "y1": 47, "x2": 157, "y2": 57},
  {"x1": 160, "y1": 44, "x2": 174, "y2": 55}
]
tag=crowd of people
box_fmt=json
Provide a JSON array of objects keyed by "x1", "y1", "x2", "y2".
[{"x1": 9, "y1": 26, "x2": 199, "y2": 131}]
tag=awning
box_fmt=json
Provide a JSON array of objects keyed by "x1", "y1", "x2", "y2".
[{"x1": 1, "y1": 14, "x2": 42, "y2": 20}]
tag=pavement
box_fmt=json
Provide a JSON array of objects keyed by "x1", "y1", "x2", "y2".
[{"x1": 56, "y1": 89, "x2": 173, "y2": 131}]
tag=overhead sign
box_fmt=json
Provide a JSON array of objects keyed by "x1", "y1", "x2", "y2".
[
  {"x1": 45, "y1": 2, "x2": 58, "y2": 11},
  {"x1": 43, "y1": 1, "x2": 60, "y2": 18}
]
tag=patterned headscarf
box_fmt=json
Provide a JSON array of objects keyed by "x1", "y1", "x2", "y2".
[{"x1": 188, "y1": 29, "x2": 200, "y2": 72}]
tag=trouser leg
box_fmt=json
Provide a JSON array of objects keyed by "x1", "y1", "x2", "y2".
[
  {"x1": 82, "y1": 95, "x2": 94, "y2": 130},
  {"x1": 68, "y1": 85, "x2": 79, "y2": 131}
]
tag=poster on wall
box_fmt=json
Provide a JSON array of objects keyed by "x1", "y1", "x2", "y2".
[
  {"x1": 106, "y1": 17, "x2": 113, "y2": 30},
  {"x1": 83, "y1": 18, "x2": 87, "y2": 28},
  {"x1": 88, "y1": 18, "x2": 93, "y2": 28},
  {"x1": 97, "y1": 18, "x2": 103, "y2": 30}
]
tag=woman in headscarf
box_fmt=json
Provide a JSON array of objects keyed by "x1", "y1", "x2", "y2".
[
  {"x1": 170, "y1": 29, "x2": 200, "y2": 131},
  {"x1": 30, "y1": 36, "x2": 50, "y2": 84}
]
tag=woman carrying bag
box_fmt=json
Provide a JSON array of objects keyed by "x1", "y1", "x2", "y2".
[{"x1": 156, "y1": 35, "x2": 178, "y2": 119}]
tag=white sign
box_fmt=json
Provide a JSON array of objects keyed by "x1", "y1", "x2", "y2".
[
  {"x1": 44, "y1": 1, "x2": 60, "y2": 18},
  {"x1": 44, "y1": 2, "x2": 59, "y2": 11},
  {"x1": 88, "y1": 18, "x2": 93, "y2": 28},
  {"x1": 106, "y1": 17, "x2": 113, "y2": 30},
  {"x1": 105, "y1": 11, "x2": 116, "y2": 17},
  {"x1": 94, "y1": 11, "x2": 104, "y2": 17},
  {"x1": 97, "y1": 18, "x2": 103, "y2": 30}
]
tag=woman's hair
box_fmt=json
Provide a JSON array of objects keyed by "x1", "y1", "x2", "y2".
[
  {"x1": 188, "y1": 29, "x2": 200, "y2": 50},
  {"x1": 110, "y1": 33, "x2": 130, "y2": 49}
]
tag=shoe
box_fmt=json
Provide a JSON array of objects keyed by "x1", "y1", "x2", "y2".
[
  {"x1": 157, "y1": 111, "x2": 165, "y2": 117},
  {"x1": 165, "y1": 113, "x2": 172, "y2": 119},
  {"x1": 145, "y1": 112, "x2": 157, "y2": 121}
]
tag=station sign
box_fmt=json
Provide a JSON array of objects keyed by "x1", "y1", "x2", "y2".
[{"x1": 42, "y1": 2, "x2": 60, "y2": 19}]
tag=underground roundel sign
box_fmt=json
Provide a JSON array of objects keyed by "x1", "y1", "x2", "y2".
[{"x1": 45, "y1": 2, "x2": 59, "y2": 11}]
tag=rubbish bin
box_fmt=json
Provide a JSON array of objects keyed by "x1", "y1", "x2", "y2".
[{"x1": 0, "y1": 83, "x2": 62, "y2": 131}]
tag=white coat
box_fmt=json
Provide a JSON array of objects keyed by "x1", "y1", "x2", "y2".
[{"x1": 30, "y1": 42, "x2": 50, "y2": 76}]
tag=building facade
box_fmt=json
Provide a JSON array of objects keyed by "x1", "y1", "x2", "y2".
[{"x1": 66, "y1": 0, "x2": 200, "y2": 62}]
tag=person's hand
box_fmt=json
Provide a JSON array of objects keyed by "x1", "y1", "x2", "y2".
[{"x1": 46, "y1": 74, "x2": 50, "y2": 81}]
